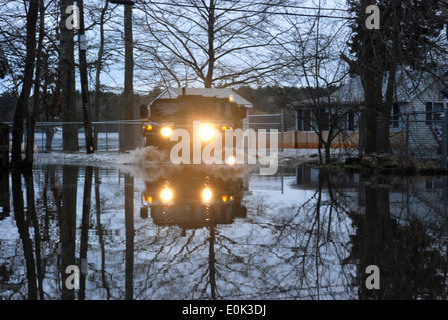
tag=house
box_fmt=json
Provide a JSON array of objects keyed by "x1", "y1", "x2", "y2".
[{"x1": 290, "y1": 70, "x2": 448, "y2": 153}]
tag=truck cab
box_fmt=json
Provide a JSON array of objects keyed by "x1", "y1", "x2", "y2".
[{"x1": 141, "y1": 88, "x2": 251, "y2": 150}]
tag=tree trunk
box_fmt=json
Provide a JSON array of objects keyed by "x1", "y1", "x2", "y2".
[
  {"x1": 60, "y1": 0, "x2": 79, "y2": 152},
  {"x1": 122, "y1": 4, "x2": 134, "y2": 151},
  {"x1": 204, "y1": 0, "x2": 215, "y2": 88},
  {"x1": 360, "y1": 69, "x2": 382, "y2": 155},
  {"x1": 377, "y1": 3, "x2": 400, "y2": 154},
  {"x1": 24, "y1": 0, "x2": 46, "y2": 166},
  {"x1": 358, "y1": 0, "x2": 384, "y2": 155},
  {"x1": 77, "y1": 0, "x2": 94, "y2": 154},
  {"x1": 11, "y1": 0, "x2": 39, "y2": 167},
  {"x1": 94, "y1": 0, "x2": 109, "y2": 150}
]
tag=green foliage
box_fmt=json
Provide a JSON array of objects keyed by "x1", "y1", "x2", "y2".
[{"x1": 347, "y1": 0, "x2": 445, "y2": 73}]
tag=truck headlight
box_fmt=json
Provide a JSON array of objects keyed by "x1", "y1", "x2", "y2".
[
  {"x1": 226, "y1": 155, "x2": 236, "y2": 166},
  {"x1": 160, "y1": 188, "x2": 173, "y2": 201},
  {"x1": 201, "y1": 125, "x2": 214, "y2": 142},
  {"x1": 161, "y1": 127, "x2": 172, "y2": 138},
  {"x1": 202, "y1": 188, "x2": 212, "y2": 201}
]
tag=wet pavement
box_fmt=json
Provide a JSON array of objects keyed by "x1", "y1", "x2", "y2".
[{"x1": 1, "y1": 163, "x2": 448, "y2": 300}]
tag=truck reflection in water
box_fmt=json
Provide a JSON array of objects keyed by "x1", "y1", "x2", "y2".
[
  {"x1": 137, "y1": 165, "x2": 249, "y2": 299},
  {"x1": 139, "y1": 166, "x2": 247, "y2": 231}
]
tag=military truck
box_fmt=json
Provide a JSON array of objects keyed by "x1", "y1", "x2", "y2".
[{"x1": 141, "y1": 88, "x2": 252, "y2": 151}]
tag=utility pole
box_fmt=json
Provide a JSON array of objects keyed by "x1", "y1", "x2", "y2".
[
  {"x1": 124, "y1": 2, "x2": 134, "y2": 150},
  {"x1": 281, "y1": 109, "x2": 284, "y2": 152},
  {"x1": 77, "y1": 0, "x2": 94, "y2": 153}
]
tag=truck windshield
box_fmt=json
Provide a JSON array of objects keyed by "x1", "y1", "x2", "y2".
[{"x1": 150, "y1": 101, "x2": 232, "y2": 121}]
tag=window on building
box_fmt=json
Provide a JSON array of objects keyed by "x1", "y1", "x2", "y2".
[
  {"x1": 426, "y1": 102, "x2": 444, "y2": 125},
  {"x1": 348, "y1": 110, "x2": 355, "y2": 131},
  {"x1": 318, "y1": 109, "x2": 329, "y2": 131},
  {"x1": 296, "y1": 110, "x2": 303, "y2": 131},
  {"x1": 434, "y1": 103, "x2": 443, "y2": 122},
  {"x1": 337, "y1": 109, "x2": 355, "y2": 131},
  {"x1": 426, "y1": 102, "x2": 432, "y2": 125},
  {"x1": 303, "y1": 110, "x2": 311, "y2": 131},
  {"x1": 391, "y1": 104, "x2": 400, "y2": 128}
]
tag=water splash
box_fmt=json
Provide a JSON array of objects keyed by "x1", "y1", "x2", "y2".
[{"x1": 118, "y1": 146, "x2": 170, "y2": 164}]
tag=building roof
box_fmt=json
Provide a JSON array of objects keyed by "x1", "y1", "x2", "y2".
[
  {"x1": 330, "y1": 69, "x2": 446, "y2": 105},
  {"x1": 151, "y1": 87, "x2": 253, "y2": 108},
  {"x1": 290, "y1": 69, "x2": 448, "y2": 109}
]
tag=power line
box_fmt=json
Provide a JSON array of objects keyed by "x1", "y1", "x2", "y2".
[
  {"x1": 138, "y1": 1, "x2": 354, "y2": 20},
  {"x1": 222, "y1": 0, "x2": 350, "y2": 13}
]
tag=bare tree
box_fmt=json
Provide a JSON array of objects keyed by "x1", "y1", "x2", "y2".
[
  {"x1": 93, "y1": 0, "x2": 110, "y2": 149},
  {"x1": 0, "y1": 1, "x2": 28, "y2": 96},
  {"x1": 77, "y1": 0, "x2": 95, "y2": 154},
  {"x1": 11, "y1": 0, "x2": 40, "y2": 167},
  {"x1": 24, "y1": 0, "x2": 46, "y2": 166},
  {"x1": 42, "y1": 3, "x2": 62, "y2": 152},
  {"x1": 272, "y1": 1, "x2": 354, "y2": 164},
  {"x1": 135, "y1": 0, "x2": 285, "y2": 88},
  {"x1": 60, "y1": 0, "x2": 79, "y2": 152}
]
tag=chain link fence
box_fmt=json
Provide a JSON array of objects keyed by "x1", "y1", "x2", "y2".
[
  {"x1": 5, "y1": 120, "x2": 145, "y2": 153},
  {"x1": 6, "y1": 115, "x2": 287, "y2": 154},
  {"x1": 5, "y1": 110, "x2": 444, "y2": 166},
  {"x1": 243, "y1": 113, "x2": 285, "y2": 150},
  {"x1": 395, "y1": 110, "x2": 447, "y2": 166},
  {"x1": 243, "y1": 109, "x2": 448, "y2": 166},
  {"x1": 244, "y1": 113, "x2": 283, "y2": 132}
]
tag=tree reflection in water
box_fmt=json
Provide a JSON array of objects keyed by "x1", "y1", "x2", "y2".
[
  {"x1": 1, "y1": 165, "x2": 448, "y2": 299},
  {"x1": 350, "y1": 179, "x2": 448, "y2": 300},
  {"x1": 11, "y1": 171, "x2": 37, "y2": 300},
  {"x1": 60, "y1": 166, "x2": 77, "y2": 300}
]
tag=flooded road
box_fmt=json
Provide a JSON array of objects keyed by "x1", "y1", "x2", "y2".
[{"x1": 1, "y1": 164, "x2": 448, "y2": 300}]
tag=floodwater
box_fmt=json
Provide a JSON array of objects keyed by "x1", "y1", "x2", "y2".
[{"x1": 1, "y1": 163, "x2": 448, "y2": 300}]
